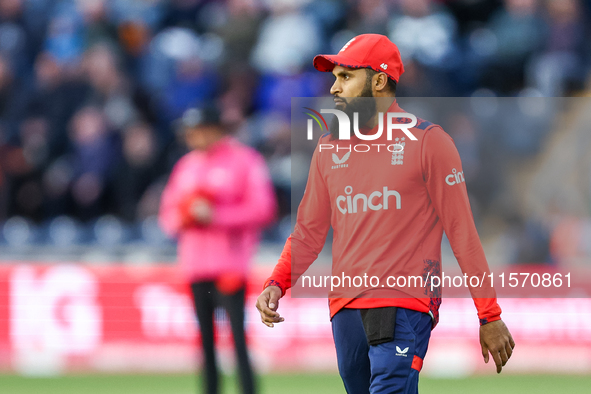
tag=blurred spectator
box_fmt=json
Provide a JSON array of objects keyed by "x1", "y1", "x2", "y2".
[
  {"x1": 443, "y1": 0, "x2": 503, "y2": 34},
  {"x1": 45, "y1": 12, "x2": 84, "y2": 68},
  {"x1": 0, "y1": 0, "x2": 32, "y2": 77},
  {"x1": 388, "y1": 0, "x2": 460, "y2": 95},
  {"x1": 81, "y1": 43, "x2": 138, "y2": 130},
  {"x1": 5, "y1": 116, "x2": 48, "y2": 220},
  {"x1": 20, "y1": 52, "x2": 86, "y2": 157},
  {"x1": 218, "y1": 68, "x2": 258, "y2": 127},
  {"x1": 527, "y1": 0, "x2": 588, "y2": 96},
  {"x1": 146, "y1": 27, "x2": 220, "y2": 124},
  {"x1": 347, "y1": 0, "x2": 389, "y2": 36},
  {"x1": 66, "y1": 106, "x2": 118, "y2": 220},
  {"x1": 250, "y1": 1, "x2": 320, "y2": 75},
  {"x1": 214, "y1": 0, "x2": 264, "y2": 71},
  {"x1": 0, "y1": 55, "x2": 21, "y2": 135},
  {"x1": 161, "y1": 0, "x2": 202, "y2": 31},
  {"x1": 161, "y1": 54, "x2": 219, "y2": 123},
  {"x1": 481, "y1": 0, "x2": 545, "y2": 93},
  {"x1": 112, "y1": 121, "x2": 164, "y2": 222},
  {"x1": 76, "y1": 0, "x2": 118, "y2": 47},
  {"x1": 389, "y1": 0, "x2": 458, "y2": 68}
]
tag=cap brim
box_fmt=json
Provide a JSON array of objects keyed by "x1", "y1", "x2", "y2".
[{"x1": 313, "y1": 54, "x2": 367, "y2": 73}]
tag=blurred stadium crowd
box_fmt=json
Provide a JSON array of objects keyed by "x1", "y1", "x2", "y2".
[{"x1": 0, "y1": 0, "x2": 589, "y2": 262}]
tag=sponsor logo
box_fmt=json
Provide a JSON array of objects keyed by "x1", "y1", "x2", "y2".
[
  {"x1": 336, "y1": 186, "x2": 401, "y2": 214},
  {"x1": 445, "y1": 168, "x2": 465, "y2": 186},
  {"x1": 135, "y1": 284, "x2": 196, "y2": 339},
  {"x1": 332, "y1": 152, "x2": 350, "y2": 169},
  {"x1": 380, "y1": 63, "x2": 388, "y2": 70},
  {"x1": 10, "y1": 266, "x2": 102, "y2": 366},
  {"x1": 396, "y1": 346, "x2": 409, "y2": 357}
]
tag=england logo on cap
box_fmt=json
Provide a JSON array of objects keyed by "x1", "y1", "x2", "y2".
[{"x1": 339, "y1": 37, "x2": 356, "y2": 53}]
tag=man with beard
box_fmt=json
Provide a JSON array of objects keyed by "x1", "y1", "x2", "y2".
[
  {"x1": 327, "y1": 69, "x2": 380, "y2": 139},
  {"x1": 255, "y1": 34, "x2": 514, "y2": 393}
]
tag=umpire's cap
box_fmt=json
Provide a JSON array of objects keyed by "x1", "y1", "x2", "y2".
[{"x1": 180, "y1": 105, "x2": 222, "y2": 129}]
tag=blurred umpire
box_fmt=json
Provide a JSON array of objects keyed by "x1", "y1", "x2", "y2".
[{"x1": 159, "y1": 105, "x2": 276, "y2": 394}]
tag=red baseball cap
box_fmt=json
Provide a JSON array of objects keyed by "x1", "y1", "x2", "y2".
[{"x1": 313, "y1": 34, "x2": 404, "y2": 83}]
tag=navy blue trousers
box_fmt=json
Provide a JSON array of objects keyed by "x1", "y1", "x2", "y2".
[{"x1": 331, "y1": 308, "x2": 432, "y2": 394}]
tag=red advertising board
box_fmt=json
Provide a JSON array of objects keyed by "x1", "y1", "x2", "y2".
[
  {"x1": 0, "y1": 264, "x2": 337, "y2": 375},
  {"x1": 0, "y1": 263, "x2": 590, "y2": 376}
]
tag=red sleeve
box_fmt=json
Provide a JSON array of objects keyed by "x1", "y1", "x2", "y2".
[
  {"x1": 422, "y1": 127, "x2": 502, "y2": 325},
  {"x1": 264, "y1": 138, "x2": 332, "y2": 295},
  {"x1": 264, "y1": 236, "x2": 292, "y2": 296}
]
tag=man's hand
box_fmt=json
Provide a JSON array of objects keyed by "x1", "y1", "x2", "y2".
[
  {"x1": 480, "y1": 319, "x2": 515, "y2": 374},
  {"x1": 255, "y1": 286, "x2": 284, "y2": 328},
  {"x1": 190, "y1": 198, "x2": 213, "y2": 225}
]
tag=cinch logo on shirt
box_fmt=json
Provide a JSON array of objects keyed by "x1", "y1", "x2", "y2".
[
  {"x1": 336, "y1": 186, "x2": 401, "y2": 214},
  {"x1": 445, "y1": 168, "x2": 465, "y2": 186}
]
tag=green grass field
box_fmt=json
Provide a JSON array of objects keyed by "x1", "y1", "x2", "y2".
[{"x1": 1, "y1": 373, "x2": 591, "y2": 394}]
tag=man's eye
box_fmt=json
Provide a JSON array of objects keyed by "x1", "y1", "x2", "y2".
[{"x1": 344, "y1": 75, "x2": 350, "y2": 80}]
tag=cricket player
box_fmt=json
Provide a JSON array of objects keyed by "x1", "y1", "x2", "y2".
[{"x1": 255, "y1": 34, "x2": 515, "y2": 393}]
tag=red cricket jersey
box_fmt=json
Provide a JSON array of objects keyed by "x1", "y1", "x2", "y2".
[{"x1": 265, "y1": 101, "x2": 501, "y2": 327}]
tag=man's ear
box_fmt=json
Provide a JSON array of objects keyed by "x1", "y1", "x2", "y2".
[{"x1": 373, "y1": 72, "x2": 390, "y2": 93}]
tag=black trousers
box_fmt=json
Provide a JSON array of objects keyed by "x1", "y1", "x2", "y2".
[{"x1": 190, "y1": 281, "x2": 255, "y2": 394}]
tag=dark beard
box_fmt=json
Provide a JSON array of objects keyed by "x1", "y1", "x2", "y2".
[{"x1": 329, "y1": 84, "x2": 376, "y2": 140}]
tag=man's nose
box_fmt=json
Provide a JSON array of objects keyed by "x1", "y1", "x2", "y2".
[{"x1": 330, "y1": 80, "x2": 341, "y2": 96}]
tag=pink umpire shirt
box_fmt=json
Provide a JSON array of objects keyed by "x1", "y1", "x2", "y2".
[{"x1": 159, "y1": 136, "x2": 276, "y2": 283}]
